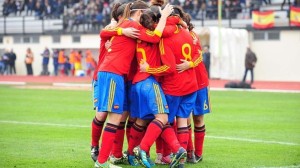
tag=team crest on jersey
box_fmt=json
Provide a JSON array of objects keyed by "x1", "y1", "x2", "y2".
[
  {"x1": 113, "y1": 105, "x2": 119, "y2": 110},
  {"x1": 165, "y1": 105, "x2": 168, "y2": 109},
  {"x1": 94, "y1": 99, "x2": 97, "y2": 103}
]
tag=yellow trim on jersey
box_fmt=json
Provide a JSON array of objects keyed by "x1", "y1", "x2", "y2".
[
  {"x1": 107, "y1": 79, "x2": 116, "y2": 112},
  {"x1": 189, "y1": 61, "x2": 195, "y2": 68},
  {"x1": 146, "y1": 30, "x2": 155, "y2": 36},
  {"x1": 194, "y1": 50, "x2": 203, "y2": 67},
  {"x1": 154, "y1": 30, "x2": 162, "y2": 37},
  {"x1": 159, "y1": 39, "x2": 165, "y2": 55},
  {"x1": 174, "y1": 26, "x2": 180, "y2": 34},
  {"x1": 117, "y1": 28, "x2": 122, "y2": 35},
  {"x1": 153, "y1": 83, "x2": 164, "y2": 114},
  {"x1": 147, "y1": 65, "x2": 169, "y2": 74},
  {"x1": 105, "y1": 27, "x2": 119, "y2": 31},
  {"x1": 190, "y1": 31, "x2": 197, "y2": 40}
]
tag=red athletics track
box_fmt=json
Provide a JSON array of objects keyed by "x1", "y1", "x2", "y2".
[{"x1": 0, "y1": 75, "x2": 300, "y2": 91}]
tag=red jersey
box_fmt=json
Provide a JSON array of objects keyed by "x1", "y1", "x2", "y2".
[
  {"x1": 146, "y1": 27, "x2": 199, "y2": 96},
  {"x1": 99, "y1": 19, "x2": 162, "y2": 76},
  {"x1": 132, "y1": 21, "x2": 179, "y2": 84},
  {"x1": 92, "y1": 28, "x2": 113, "y2": 80},
  {"x1": 190, "y1": 31, "x2": 209, "y2": 89}
]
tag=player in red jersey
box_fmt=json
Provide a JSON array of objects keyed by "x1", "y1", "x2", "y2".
[
  {"x1": 94, "y1": 1, "x2": 174, "y2": 168},
  {"x1": 176, "y1": 13, "x2": 211, "y2": 164},
  {"x1": 90, "y1": 2, "x2": 140, "y2": 165},
  {"x1": 126, "y1": 10, "x2": 188, "y2": 168},
  {"x1": 139, "y1": 6, "x2": 203, "y2": 168}
]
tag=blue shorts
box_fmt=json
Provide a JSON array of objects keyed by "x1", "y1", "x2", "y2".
[
  {"x1": 123, "y1": 81, "x2": 132, "y2": 112},
  {"x1": 130, "y1": 76, "x2": 169, "y2": 120},
  {"x1": 92, "y1": 80, "x2": 98, "y2": 110},
  {"x1": 194, "y1": 87, "x2": 211, "y2": 116},
  {"x1": 96, "y1": 71, "x2": 125, "y2": 114},
  {"x1": 165, "y1": 92, "x2": 197, "y2": 123}
]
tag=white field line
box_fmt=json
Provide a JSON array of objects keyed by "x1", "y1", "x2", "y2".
[
  {"x1": 254, "y1": 165, "x2": 300, "y2": 168},
  {"x1": 1, "y1": 120, "x2": 299, "y2": 146},
  {"x1": 206, "y1": 135, "x2": 299, "y2": 146},
  {"x1": 210, "y1": 87, "x2": 300, "y2": 93},
  {"x1": 0, "y1": 120, "x2": 89, "y2": 128},
  {"x1": 0, "y1": 81, "x2": 26, "y2": 85},
  {"x1": 52, "y1": 83, "x2": 90, "y2": 87}
]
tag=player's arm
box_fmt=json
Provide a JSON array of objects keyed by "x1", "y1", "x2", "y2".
[
  {"x1": 100, "y1": 27, "x2": 140, "y2": 39},
  {"x1": 138, "y1": 4, "x2": 174, "y2": 43},
  {"x1": 140, "y1": 39, "x2": 176, "y2": 76}
]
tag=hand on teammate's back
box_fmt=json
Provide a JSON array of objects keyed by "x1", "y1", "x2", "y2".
[{"x1": 122, "y1": 28, "x2": 140, "y2": 39}]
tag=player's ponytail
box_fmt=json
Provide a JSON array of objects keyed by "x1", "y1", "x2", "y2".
[
  {"x1": 122, "y1": 0, "x2": 149, "y2": 19},
  {"x1": 111, "y1": 3, "x2": 122, "y2": 22},
  {"x1": 183, "y1": 13, "x2": 194, "y2": 31}
]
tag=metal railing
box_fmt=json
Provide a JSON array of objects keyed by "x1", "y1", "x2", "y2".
[{"x1": 0, "y1": 6, "x2": 298, "y2": 35}]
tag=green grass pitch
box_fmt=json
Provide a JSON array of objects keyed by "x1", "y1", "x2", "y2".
[{"x1": 0, "y1": 85, "x2": 299, "y2": 168}]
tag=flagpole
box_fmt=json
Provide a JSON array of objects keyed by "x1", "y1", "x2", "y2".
[{"x1": 218, "y1": 0, "x2": 222, "y2": 67}]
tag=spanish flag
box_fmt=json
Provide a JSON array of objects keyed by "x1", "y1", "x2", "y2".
[
  {"x1": 290, "y1": 6, "x2": 300, "y2": 27},
  {"x1": 252, "y1": 11, "x2": 274, "y2": 29}
]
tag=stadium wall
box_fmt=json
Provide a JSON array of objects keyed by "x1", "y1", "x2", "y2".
[
  {"x1": 0, "y1": 29, "x2": 300, "y2": 82},
  {"x1": 0, "y1": 34, "x2": 100, "y2": 76},
  {"x1": 250, "y1": 30, "x2": 300, "y2": 82}
]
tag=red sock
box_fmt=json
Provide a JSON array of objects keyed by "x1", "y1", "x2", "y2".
[
  {"x1": 177, "y1": 127, "x2": 189, "y2": 150},
  {"x1": 156, "y1": 136, "x2": 163, "y2": 154},
  {"x1": 194, "y1": 125, "x2": 205, "y2": 157},
  {"x1": 161, "y1": 124, "x2": 181, "y2": 153},
  {"x1": 140, "y1": 119, "x2": 164, "y2": 152},
  {"x1": 162, "y1": 140, "x2": 172, "y2": 157},
  {"x1": 171, "y1": 121, "x2": 177, "y2": 134},
  {"x1": 187, "y1": 124, "x2": 194, "y2": 156},
  {"x1": 111, "y1": 122, "x2": 125, "y2": 158},
  {"x1": 97, "y1": 123, "x2": 118, "y2": 163},
  {"x1": 127, "y1": 123, "x2": 146, "y2": 155},
  {"x1": 91, "y1": 117, "x2": 105, "y2": 147},
  {"x1": 126, "y1": 120, "x2": 134, "y2": 144}
]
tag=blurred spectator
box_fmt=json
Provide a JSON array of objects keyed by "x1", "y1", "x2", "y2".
[
  {"x1": 224, "y1": 0, "x2": 232, "y2": 19},
  {"x1": 0, "y1": 55, "x2": 4, "y2": 75},
  {"x1": 2, "y1": 50, "x2": 10, "y2": 75},
  {"x1": 69, "y1": 49, "x2": 76, "y2": 76},
  {"x1": 52, "y1": 49, "x2": 59, "y2": 76},
  {"x1": 26, "y1": 0, "x2": 35, "y2": 16},
  {"x1": 102, "y1": 2, "x2": 110, "y2": 27},
  {"x1": 25, "y1": 48, "x2": 34, "y2": 75},
  {"x1": 8, "y1": 49, "x2": 17, "y2": 75},
  {"x1": 242, "y1": 47, "x2": 257, "y2": 84},
  {"x1": 263, "y1": 0, "x2": 271, "y2": 5},
  {"x1": 203, "y1": 46, "x2": 211, "y2": 78},
  {"x1": 71, "y1": 10, "x2": 85, "y2": 32},
  {"x1": 34, "y1": 1, "x2": 44, "y2": 19},
  {"x1": 58, "y1": 49, "x2": 66, "y2": 76},
  {"x1": 44, "y1": 0, "x2": 52, "y2": 19},
  {"x1": 41, "y1": 47, "x2": 50, "y2": 75},
  {"x1": 74, "y1": 50, "x2": 82, "y2": 72},
  {"x1": 85, "y1": 50, "x2": 96, "y2": 76},
  {"x1": 52, "y1": 0, "x2": 64, "y2": 18},
  {"x1": 91, "y1": 9, "x2": 104, "y2": 31}
]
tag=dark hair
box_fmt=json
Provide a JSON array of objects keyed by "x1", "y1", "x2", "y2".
[
  {"x1": 150, "y1": 0, "x2": 164, "y2": 6},
  {"x1": 150, "y1": 5, "x2": 161, "y2": 20},
  {"x1": 111, "y1": 3, "x2": 126, "y2": 22},
  {"x1": 123, "y1": 0, "x2": 149, "y2": 19},
  {"x1": 140, "y1": 10, "x2": 157, "y2": 30},
  {"x1": 183, "y1": 13, "x2": 194, "y2": 31},
  {"x1": 171, "y1": 5, "x2": 185, "y2": 19}
]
